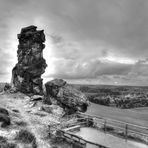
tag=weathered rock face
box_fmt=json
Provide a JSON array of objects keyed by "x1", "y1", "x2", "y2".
[
  {"x1": 11, "y1": 26, "x2": 47, "y2": 94},
  {"x1": 45, "y1": 79, "x2": 89, "y2": 114},
  {"x1": 0, "y1": 107, "x2": 10, "y2": 127}
]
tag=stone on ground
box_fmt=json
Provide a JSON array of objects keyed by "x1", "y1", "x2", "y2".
[{"x1": 45, "y1": 79, "x2": 89, "y2": 114}]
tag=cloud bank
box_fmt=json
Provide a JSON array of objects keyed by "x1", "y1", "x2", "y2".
[{"x1": 1, "y1": 0, "x2": 148, "y2": 85}]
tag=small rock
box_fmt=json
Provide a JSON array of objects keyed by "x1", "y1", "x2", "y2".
[
  {"x1": 24, "y1": 96, "x2": 31, "y2": 100},
  {"x1": 3, "y1": 83, "x2": 11, "y2": 91},
  {"x1": 41, "y1": 105, "x2": 52, "y2": 114},
  {"x1": 12, "y1": 109, "x2": 19, "y2": 113},
  {"x1": 31, "y1": 95, "x2": 44, "y2": 101},
  {"x1": 0, "y1": 113, "x2": 11, "y2": 127},
  {"x1": 0, "y1": 108, "x2": 9, "y2": 116},
  {"x1": 10, "y1": 87, "x2": 17, "y2": 93},
  {"x1": 30, "y1": 102, "x2": 37, "y2": 107}
]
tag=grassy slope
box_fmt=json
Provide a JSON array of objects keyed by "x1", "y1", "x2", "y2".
[
  {"x1": 0, "y1": 92, "x2": 61, "y2": 148},
  {"x1": 87, "y1": 103, "x2": 148, "y2": 127}
]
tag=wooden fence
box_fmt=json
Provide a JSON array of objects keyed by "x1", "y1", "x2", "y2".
[
  {"x1": 49, "y1": 113, "x2": 148, "y2": 147},
  {"x1": 58, "y1": 129, "x2": 109, "y2": 148},
  {"x1": 77, "y1": 113, "x2": 148, "y2": 143}
]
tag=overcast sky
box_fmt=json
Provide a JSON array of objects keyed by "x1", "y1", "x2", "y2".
[{"x1": 1, "y1": 0, "x2": 148, "y2": 85}]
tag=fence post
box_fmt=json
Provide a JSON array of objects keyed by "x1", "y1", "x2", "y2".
[
  {"x1": 104, "y1": 119, "x2": 107, "y2": 133},
  {"x1": 125, "y1": 124, "x2": 128, "y2": 141}
]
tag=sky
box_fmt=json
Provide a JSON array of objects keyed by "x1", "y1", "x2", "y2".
[{"x1": 1, "y1": 0, "x2": 148, "y2": 85}]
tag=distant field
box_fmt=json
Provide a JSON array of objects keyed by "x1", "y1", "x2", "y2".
[
  {"x1": 87, "y1": 103, "x2": 148, "y2": 128},
  {"x1": 132, "y1": 107, "x2": 148, "y2": 111},
  {"x1": 131, "y1": 107, "x2": 148, "y2": 114}
]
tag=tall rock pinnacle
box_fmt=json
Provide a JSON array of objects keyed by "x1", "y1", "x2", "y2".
[{"x1": 11, "y1": 25, "x2": 47, "y2": 94}]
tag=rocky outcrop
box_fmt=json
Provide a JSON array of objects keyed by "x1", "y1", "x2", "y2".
[
  {"x1": 0, "y1": 108, "x2": 9, "y2": 116},
  {"x1": 0, "y1": 108, "x2": 10, "y2": 127},
  {"x1": 11, "y1": 26, "x2": 47, "y2": 94},
  {"x1": 45, "y1": 79, "x2": 89, "y2": 114},
  {"x1": 3, "y1": 83, "x2": 11, "y2": 92}
]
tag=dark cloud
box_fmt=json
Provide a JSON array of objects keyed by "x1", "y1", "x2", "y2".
[
  {"x1": 48, "y1": 59, "x2": 132, "y2": 79},
  {"x1": 1, "y1": 0, "x2": 148, "y2": 85}
]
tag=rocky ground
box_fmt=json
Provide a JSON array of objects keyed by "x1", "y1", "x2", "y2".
[
  {"x1": 0, "y1": 26, "x2": 89, "y2": 148},
  {"x1": 0, "y1": 91, "x2": 71, "y2": 148}
]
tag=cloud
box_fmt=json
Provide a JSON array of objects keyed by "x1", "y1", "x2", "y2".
[
  {"x1": 32, "y1": 0, "x2": 148, "y2": 59},
  {"x1": 1, "y1": 0, "x2": 148, "y2": 85},
  {"x1": 47, "y1": 58, "x2": 132, "y2": 79},
  {"x1": 0, "y1": 48, "x2": 14, "y2": 81}
]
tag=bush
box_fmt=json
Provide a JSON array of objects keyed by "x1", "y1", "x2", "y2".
[
  {"x1": 101, "y1": 125, "x2": 114, "y2": 132},
  {"x1": 89, "y1": 97, "x2": 110, "y2": 106}
]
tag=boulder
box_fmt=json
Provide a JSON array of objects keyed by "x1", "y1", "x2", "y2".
[
  {"x1": 30, "y1": 95, "x2": 44, "y2": 101},
  {"x1": 0, "y1": 108, "x2": 10, "y2": 127},
  {"x1": 3, "y1": 83, "x2": 11, "y2": 92},
  {"x1": 0, "y1": 108, "x2": 9, "y2": 116},
  {"x1": 45, "y1": 79, "x2": 89, "y2": 114},
  {"x1": 11, "y1": 25, "x2": 47, "y2": 95},
  {"x1": 0, "y1": 113, "x2": 10, "y2": 127}
]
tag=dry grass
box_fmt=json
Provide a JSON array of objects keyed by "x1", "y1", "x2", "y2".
[
  {"x1": 87, "y1": 103, "x2": 148, "y2": 127},
  {"x1": 15, "y1": 129, "x2": 36, "y2": 144},
  {"x1": 0, "y1": 142, "x2": 17, "y2": 148},
  {"x1": 14, "y1": 121, "x2": 27, "y2": 127},
  {"x1": 15, "y1": 129, "x2": 37, "y2": 148},
  {"x1": 0, "y1": 136, "x2": 17, "y2": 148}
]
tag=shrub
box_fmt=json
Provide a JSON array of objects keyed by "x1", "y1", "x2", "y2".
[
  {"x1": 15, "y1": 129, "x2": 36, "y2": 144},
  {"x1": 89, "y1": 97, "x2": 110, "y2": 106}
]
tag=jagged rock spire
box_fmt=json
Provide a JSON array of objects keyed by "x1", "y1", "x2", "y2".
[{"x1": 11, "y1": 25, "x2": 47, "y2": 94}]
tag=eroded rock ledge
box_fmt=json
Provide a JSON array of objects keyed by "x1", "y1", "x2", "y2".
[{"x1": 45, "y1": 79, "x2": 90, "y2": 114}]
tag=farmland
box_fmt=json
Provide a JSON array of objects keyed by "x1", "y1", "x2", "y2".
[
  {"x1": 87, "y1": 103, "x2": 148, "y2": 128},
  {"x1": 73, "y1": 84, "x2": 148, "y2": 108}
]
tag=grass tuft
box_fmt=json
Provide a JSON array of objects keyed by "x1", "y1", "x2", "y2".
[
  {"x1": 0, "y1": 136, "x2": 17, "y2": 148},
  {"x1": 14, "y1": 121, "x2": 27, "y2": 127},
  {"x1": 15, "y1": 129, "x2": 37, "y2": 146}
]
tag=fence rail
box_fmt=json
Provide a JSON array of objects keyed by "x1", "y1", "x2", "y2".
[
  {"x1": 59, "y1": 129, "x2": 109, "y2": 148},
  {"x1": 77, "y1": 112, "x2": 148, "y2": 143},
  {"x1": 49, "y1": 113, "x2": 148, "y2": 147}
]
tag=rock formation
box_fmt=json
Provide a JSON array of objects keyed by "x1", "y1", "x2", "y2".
[
  {"x1": 11, "y1": 26, "x2": 47, "y2": 94},
  {"x1": 0, "y1": 107, "x2": 10, "y2": 127},
  {"x1": 45, "y1": 79, "x2": 90, "y2": 114}
]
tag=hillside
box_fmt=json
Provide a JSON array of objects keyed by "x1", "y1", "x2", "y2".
[
  {"x1": 72, "y1": 84, "x2": 148, "y2": 108},
  {"x1": 0, "y1": 90, "x2": 71, "y2": 148}
]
